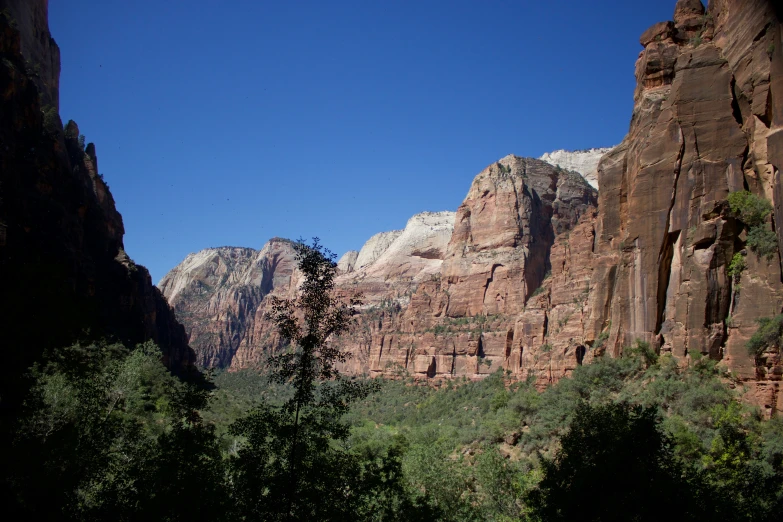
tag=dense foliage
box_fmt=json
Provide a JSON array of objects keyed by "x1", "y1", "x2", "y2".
[
  {"x1": 5, "y1": 241, "x2": 783, "y2": 520},
  {"x1": 5, "y1": 338, "x2": 783, "y2": 520},
  {"x1": 747, "y1": 314, "x2": 783, "y2": 358},
  {"x1": 4, "y1": 341, "x2": 228, "y2": 521}
]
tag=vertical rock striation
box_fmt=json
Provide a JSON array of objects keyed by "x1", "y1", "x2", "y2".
[{"x1": 587, "y1": 0, "x2": 783, "y2": 414}]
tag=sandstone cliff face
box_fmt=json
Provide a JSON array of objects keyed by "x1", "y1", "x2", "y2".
[
  {"x1": 539, "y1": 147, "x2": 614, "y2": 189},
  {"x1": 339, "y1": 157, "x2": 597, "y2": 379},
  {"x1": 158, "y1": 239, "x2": 298, "y2": 368},
  {"x1": 0, "y1": 0, "x2": 195, "y2": 410},
  {"x1": 161, "y1": 0, "x2": 783, "y2": 413},
  {"x1": 337, "y1": 211, "x2": 456, "y2": 304},
  {"x1": 337, "y1": 250, "x2": 359, "y2": 273},
  {"x1": 159, "y1": 213, "x2": 457, "y2": 369},
  {"x1": 587, "y1": 0, "x2": 783, "y2": 414}
]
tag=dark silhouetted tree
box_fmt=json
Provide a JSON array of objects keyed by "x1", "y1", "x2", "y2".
[
  {"x1": 528, "y1": 402, "x2": 702, "y2": 522},
  {"x1": 229, "y1": 239, "x2": 389, "y2": 521}
]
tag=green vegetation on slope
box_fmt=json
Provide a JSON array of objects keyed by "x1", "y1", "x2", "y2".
[
  {"x1": 6, "y1": 336, "x2": 783, "y2": 521},
  {"x1": 206, "y1": 349, "x2": 783, "y2": 521},
  {"x1": 728, "y1": 190, "x2": 778, "y2": 259}
]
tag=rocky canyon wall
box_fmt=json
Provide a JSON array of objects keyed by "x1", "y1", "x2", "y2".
[
  {"x1": 161, "y1": 0, "x2": 783, "y2": 413},
  {"x1": 586, "y1": 0, "x2": 783, "y2": 414},
  {"x1": 0, "y1": 0, "x2": 196, "y2": 411}
]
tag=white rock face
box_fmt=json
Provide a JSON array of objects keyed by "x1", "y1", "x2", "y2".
[
  {"x1": 158, "y1": 247, "x2": 255, "y2": 305},
  {"x1": 365, "y1": 211, "x2": 456, "y2": 279},
  {"x1": 158, "y1": 239, "x2": 296, "y2": 306},
  {"x1": 337, "y1": 250, "x2": 359, "y2": 273},
  {"x1": 354, "y1": 230, "x2": 403, "y2": 270},
  {"x1": 158, "y1": 239, "x2": 298, "y2": 368},
  {"x1": 337, "y1": 211, "x2": 456, "y2": 307},
  {"x1": 539, "y1": 147, "x2": 614, "y2": 189}
]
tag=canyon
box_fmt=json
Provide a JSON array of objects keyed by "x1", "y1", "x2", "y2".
[
  {"x1": 161, "y1": 0, "x2": 783, "y2": 414},
  {"x1": 2, "y1": 0, "x2": 780, "y2": 419}
]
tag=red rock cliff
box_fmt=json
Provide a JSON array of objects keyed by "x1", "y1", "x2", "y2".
[
  {"x1": 588, "y1": 0, "x2": 783, "y2": 414},
  {"x1": 161, "y1": 0, "x2": 783, "y2": 413}
]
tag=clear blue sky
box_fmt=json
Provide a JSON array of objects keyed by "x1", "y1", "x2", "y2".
[{"x1": 49, "y1": 0, "x2": 679, "y2": 283}]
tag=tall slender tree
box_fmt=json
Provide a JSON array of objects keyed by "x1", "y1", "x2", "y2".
[{"x1": 229, "y1": 238, "x2": 377, "y2": 521}]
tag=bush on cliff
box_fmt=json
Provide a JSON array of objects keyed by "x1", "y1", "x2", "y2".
[
  {"x1": 747, "y1": 314, "x2": 783, "y2": 358},
  {"x1": 728, "y1": 191, "x2": 779, "y2": 260},
  {"x1": 728, "y1": 190, "x2": 772, "y2": 227}
]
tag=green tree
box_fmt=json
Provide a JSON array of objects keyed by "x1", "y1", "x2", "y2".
[
  {"x1": 728, "y1": 191, "x2": 778, "y2": 259},
  {"x1": 528, "y1": 402, "x2": 701, "y2": 522},
  {"x1": 228, "y1": 239, "x2": 384, "y2": 521},
  {"x1": 8, "y1": 341, "x2": 227, "y2": 521},
  {"x1": 747, "y1": 314, "x2": 783, "y2": 358}
]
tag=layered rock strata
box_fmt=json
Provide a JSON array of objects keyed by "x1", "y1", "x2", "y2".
[
  {"x1": 162, "y1": 0, "x2": 783, "y2": 414},
  {"x1": 339, "y1": 157, "x2": 597, "y2": 379}
]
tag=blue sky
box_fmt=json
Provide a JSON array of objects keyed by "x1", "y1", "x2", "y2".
[{"x1": 49, "y1": 0, "x2": 678, "y2": 282}]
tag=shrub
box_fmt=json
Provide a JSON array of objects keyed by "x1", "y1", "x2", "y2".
[
  {"x1": 727, "y1": 252, "x2": 746, "y2": 281},
  {"x1": 746, "y1": 314, "x2": 783, "y2": 357},
  {"x1": 627, "y1": 339, "x2": 658, "y2": 367},
  {"x1": 728, "y1": 191, "x2": 772, "y2": 227},
  {"x1": 497, "y1": 162, "x2": 511, "y2": 174},
  {"x1": 728, "y1": 191, "x2": 778, "y2": 260},
  {"x1": 746, "y1": 226, "x2": 778, "y2": 259},
  {"x1": 40, "y1": 105, "x2": 60, "y2": 134}
]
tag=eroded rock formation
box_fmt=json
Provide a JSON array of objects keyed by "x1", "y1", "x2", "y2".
[
  {"x1": 162, "y1": 0, "x2": 783, "y2": 413},
  {"x1": 588, "y1": 0, "x2": 783, "y2": 414},
  {"x1": 158, "y1": 239, "x2": 298, "y2": 368}
]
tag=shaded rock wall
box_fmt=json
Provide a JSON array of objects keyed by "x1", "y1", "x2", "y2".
[{"x1": 0, "y1": 0, "x2": 195, "y2": 412}]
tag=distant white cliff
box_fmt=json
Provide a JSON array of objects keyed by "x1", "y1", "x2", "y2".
[{"x1": 539, "y1": 147, "x2": 614, "y2": 189}]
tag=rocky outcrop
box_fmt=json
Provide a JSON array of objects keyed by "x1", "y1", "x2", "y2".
[
  {"x1": 337, "y1": 250, "x2": 359, "y2": 273},
  {"x1": 159, "y1": 213, "x2": 457, "y2": 369},
  {"x1": 354, "y1": 230, "x2": 403, "y2": 270},
  {"x1": 586, "y1": 0, "x2": 783, "y2": 415},
  {"x1": 337, "y1": 156, "x2": 597, "y2": 378},
  {"x1": 158, "y1": 239, "x2": 298, "y2": 368},
  {"x1": 0, "y1": 0, "x2": 195, "y2": 412},
  {"x1": 539, "y1": 147, "x2": 614, "y2": 189},
  {"x1": 336, "y1": 211, "x2": 455, "y2": 305}
]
